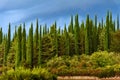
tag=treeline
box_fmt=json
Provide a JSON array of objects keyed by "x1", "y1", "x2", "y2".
[{"x1": 0, "y1": 11, "x2": 120, "y2": 68}]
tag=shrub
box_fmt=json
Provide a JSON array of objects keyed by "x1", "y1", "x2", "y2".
[
  {"x1": 90, "y1": 51, "x2": 115, "y2": 68},
  {"x1": 0, "y1": 67, "x2": 57, "y2": 80}
]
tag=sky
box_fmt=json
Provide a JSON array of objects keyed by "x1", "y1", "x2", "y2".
[{"x1": 0, "y1": 0, "x2": 120, "y2": 33}]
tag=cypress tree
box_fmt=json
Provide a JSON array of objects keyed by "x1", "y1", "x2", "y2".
[
  {"x1": 104, "y1": 11, "x2": 109, "y2": 50},
  {"x1": 89, "y1": 20, "x2": 93, "y2": 53},
  {"x1": 74, "y1": 14, "x2": 79, "y2": 55},
  {"x1": 113, "y1": 21, "x2": 115, "y2": 32},
  {"x1": 117, "y1": 14, "x2": 119, "y2": 30},
  {"x1": 38, "y1": 25, "x2": 42, "y2": 66},
  {"x1": 8, "y1": 23, "x2": 11, "y2": 52},
  {"x1": 0, "y1": 28, "x2": 2, "y2": 44},
  {"x1": 3, "y1": 35, "x2": 7, "y2": 66},
  {"x1": 58, "y1": 27, "x2": 61, "y2": 34},
  {"x1": 85, "y1": 29, "x2": 89, "y2": 55},
  {"x1": 101, "y1": 18, "x2": 104, "y2": 29},
  {"x1": 64, "y1": 24, "x2": 70, "y2": 55},
  {"x1": 16, "y1": 25, "x2": 22, "y2": 67},
  {"x1": 69, "y1": 15, "x2": 74, "y2": 34},
  {"x1": 93, "y1": 15, "x2": 97, "y2": 52},
  {"x1": 34, "y1": 19, "x2": 39, "y2": 55},
  {"x1": 54, "y1": 22, "x2": 58, "y2": 56},
  {"x1": 27, "y1": 23, "x2": 33, "y2": 68},
  {"x1": 80, "y1": 22, "x2": 85, "y2": 54},
  {"x1": 85, "y1": 15, "x2": 90, "y2": 54},
  {"x1": 22, "y1": 23, "x2": 26, "y2": 62}
]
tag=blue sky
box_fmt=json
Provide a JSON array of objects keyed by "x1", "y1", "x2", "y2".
[{"x1": 0, "y1": 0, "x2": 120, "y2": 33}]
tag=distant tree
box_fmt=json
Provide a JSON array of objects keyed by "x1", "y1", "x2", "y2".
[
  {"x1": 38, "y1": 25, "x2": 42, "y2": 66},
  {"x1": 74, "y1": 14, "x2": 79, "y2": 55},
  {"x1": 85, "y1": 29, "x2": 89, "y2": 55},
  {"x1": 15, "y1": 25, "x2": 22, "y2": 67},
  {"x1": 22, "y1": 23, "x2": 26, "y2": 62},
  {"x1": 3, "y1": 35, "x2": 8, "y2": 66},
  {"x1": 85, "y1": 15, "x2": 90, "y2": 54},
  {"x1": 35, "y1": 19, "x2": 39, "y2": 50},
  {"x1": 27, "y1": 23, "x2": 33, "y2": 68},
  {"x1": 54, "y1": 22, "x2": 58, "y2": 56},
  {"x1": 117, "y1": 14, "x2": 119, "y2": 30},
  {"x1": 93, "y1": 15, "x2": 97, "y2": 52},
  {"x1": 104, "y1": 11, "x2": 110, "y2": 51},
  {"x1": 68, "y1": 15, "x2": 74, "y2": 34},
  {"x1": 64, "y1": 24, "x2": 70, "y2": 55},
  {"x1": 8, "y1": 23, "x2": 11, "y2": 52},
  {"x1": 79, "y1": 22, "x2": 85, "y2": 54},
  {"x1": 0, "y1": 28, "x2": 3, "y2": 44}
]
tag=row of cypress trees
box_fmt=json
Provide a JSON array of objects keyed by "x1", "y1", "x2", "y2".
[{"x1": 1, "y1": 11, "x2": 120, "y2": 68}]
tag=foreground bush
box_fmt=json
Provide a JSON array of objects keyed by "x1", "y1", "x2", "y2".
[
  {"x1": 0, "y1": 67, "x2": 57, "y2": 80},
  {"x1": 46, "y1": 51, "x2": 120, "y2": 78}
]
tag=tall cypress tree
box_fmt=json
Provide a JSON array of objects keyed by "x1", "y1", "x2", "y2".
[
  {"x1": 16, "y1": 25, "x2": 22, "y2": 67},
  {"x1": 74, "y1": 14, "x2": 79, "y2": 55},
  {"x1": 35, "y1": 19, "x2": 39, "y2": 49},
  {"x1": 89, "y1": 20, "x2": 93, "y2": 53},
  {"x1": 0, "y1": 28, "x2": 2, "y2": 44},
  {"x1": 117, "y1": 14, "x2": 119, "y2": 30},
  {"x1": 54, "y1": 22, "x2": 58, "y2": 56},
  {"x1": 3, "y1": 35, "x2": 8, "y2": 66},
  {"x1": 8, "y1": 23, "x2": 11, "y2": 52},
  {"x1": 64, "y1": 24, "x2": 70, "y2": 55},
  {"x1": 85, "y1": 28, "x2": 89, "y2": 55},
  {"x1": 69, "y1": 15, "x2": 74, "y2": 34},
  {"x1": 93, "y1": 15, "x2": 97, "y2": 52},
  {"x1": 85, "y1": 15, "x2": 90, "y2": 54},
  {"x1": 22, "y1": 23, "x2": 26, "y2": 62},
  {"x1": 27, "y1": 23, "x2": 33, "y2": 68},
  {"x1": 101, "y1": 18, "x2": 104, "y2": 29},
  {"x1": 38, "y1": 25, "x2": 42, "y2": 66},
  {"x1": 104, "y1": 11, "x2": 109, "y2": 50}
]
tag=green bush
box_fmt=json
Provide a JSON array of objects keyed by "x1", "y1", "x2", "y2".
[
  {"x1": 90, "y1": 51, "x2": 115, "y2": 67},
  {"x1": 0, "y1": 67, "x2": 57, "y2": 80}
]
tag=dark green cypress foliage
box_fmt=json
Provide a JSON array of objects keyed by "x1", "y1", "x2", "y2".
[
  {"x1": 85, "y1": 15, "x2": 90, "y2": 54},
  {"x1": 54, "y1": 22, "x2": 58, "y2": 56},
  {"x1": 3, "y1": 35, "x2": 8, "y2": 66},
  {"x1": 68, "y1": 15, "x2": 74, "y2": 34},
  {"x1": 44, "y1": 24, "x2": 47, "y2": 34},
  {"x1": 16, "y1": 25, "x2": 22, "y2": 67},
  {"x1": 13, "y1": 26, "x2": 17, "y2": 41},
  {"x1": 22, "y1": 23, "x2": 26, "y2": 62},
  {"x1": 80, "y1": 22, "x2": 85, "y2": 54},
  {"x1": 38, "y1": 25, "x2": 42, "y2": 66},
  {"x1": 101, "y1": 18, "x2": 104, "y2": 29},
  {"x1": 4, "y1": 23, "x2": 11, "y2": 66},
  {"x1": 8, "y1": 23, "x2": 11, "y2": 52},
  {"x1": 104, "y1": 11, "x2": 110, "y2": 50},
  {"x1": 113, "y1": 21, "x2": 115, "y2": 32},
  {"x1": 15, "y1": 26, "x2": 17, "y2": 38},
  {"x1": 27, "y1": 23, "x2": 33, "y2": 68},
  {"x1": 117, "y1": 14, "x2": 119, "y2": 30},
  {"x1": 43, "y1": 26, "x2": 45, "y2": 36},
  {"x1": 89, "y1": 20, "x2": 93, "y2": 53},
  {"x1": 0, "y1": 28, "x2": 3, "y2": 44},
  {"x1": 34, "y1": 19, "x2": 39, "y2": 60},
  {"x1": 35, "y1": 19, "x2": 39, "y2": 49},
  {"x1": 58, "y1": 27, "x2": 61, "y2": 34},
  {"x1": 85, "y1": 28, "x2": 89, "y2": 55},
  {"x1": 74, "y1": 14, "x2": 79, "y2": 55},
  {"x1": 64, "y1": 24, "x2": 70, "y2": 55},
  {"x1": 93, "y1": 15, "x2": 97, "y2": 52}
]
